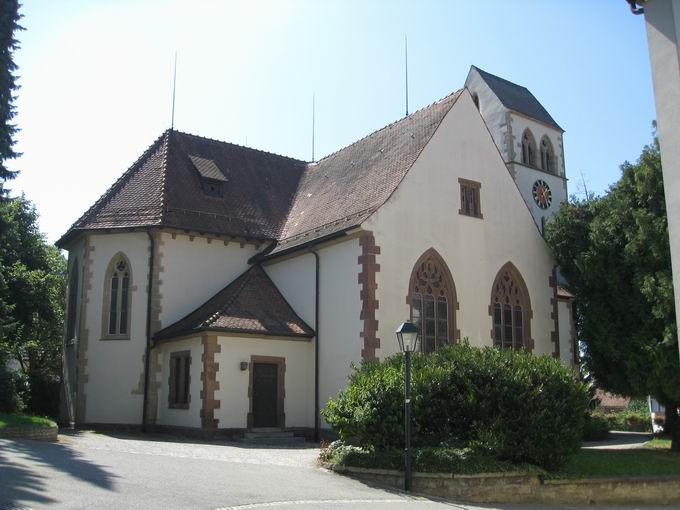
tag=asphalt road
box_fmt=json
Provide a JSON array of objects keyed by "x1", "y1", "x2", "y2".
[{"x1": 0, "y1": 432, "x2": 669, "y2": 510}]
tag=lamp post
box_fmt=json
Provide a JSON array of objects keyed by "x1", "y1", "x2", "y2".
[{"x1": 396, "y1": 320, "x2": 420, "y2": 492}]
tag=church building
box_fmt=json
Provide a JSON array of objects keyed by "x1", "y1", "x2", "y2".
[{"x1": 58, "y1": 67, "x2": 577, "y2": 438}]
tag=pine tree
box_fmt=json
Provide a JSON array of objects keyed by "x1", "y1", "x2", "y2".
[{"x1": 0, "y1": 0, "x2": 22, "y2": 192}]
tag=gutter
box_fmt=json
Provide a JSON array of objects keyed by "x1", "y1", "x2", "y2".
[
  {"x1": 141, "y1": 230, "x2": 155, "y2": 433},
  {"x1": 309, "y1": 247, "x2": 320, "y2": 442}
]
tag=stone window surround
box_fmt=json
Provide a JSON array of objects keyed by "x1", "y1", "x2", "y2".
[
  {"x1": 168, "y1": 350, "x2": 191, "y2": 409},
  {"x1": 247, "y1": 355, "x2": 286, "y2": 429},
  {"x1": 406, "y1": 248, "x2": 461, "y2": 349},
  {"x1": 100, "y1": 252, "x2": 135, "y2": 341},
  {"x1": 458, "y1": 178, "x2": 483, "y2": 219},
  {"x1": 488, "y1": 261, "x2": 534, "y2": 352}
]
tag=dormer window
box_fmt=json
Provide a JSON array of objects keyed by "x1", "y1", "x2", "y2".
[
  {"x1": 201, "y1": 178, "x2": 223, "y2": 197},
  {"x1": 189, "y1": 154, "x2": 228, "y2": 198}
]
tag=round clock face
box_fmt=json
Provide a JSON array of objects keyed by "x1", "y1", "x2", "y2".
[{"x1": 532, "y1": 179, "x2": 552, "y2": 209}]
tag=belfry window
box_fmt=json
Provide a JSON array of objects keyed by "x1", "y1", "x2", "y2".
[
  {"x1": 408, "y1": 249, "x2": 457, "y2": 353},
  {"x1": 540, "y1": 136, "x2": 556, "y2": 173},
  {"x1": 521, "y1": 129, "x2": 537, "y2": 167}
]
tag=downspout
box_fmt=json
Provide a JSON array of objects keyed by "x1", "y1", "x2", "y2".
[
  {"x1": 309, "y1": 247, "x2": 320, "y2": 442},
  {"x1": 142, "y1": 230, "x2": 155, "y2": 433}
]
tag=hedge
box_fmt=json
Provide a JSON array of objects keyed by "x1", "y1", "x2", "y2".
[{"x1": 322, "y1": 344, "x2": 589, "y2": 470}]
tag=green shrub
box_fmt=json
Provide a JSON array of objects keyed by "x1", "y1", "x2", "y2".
[
  {"x1": 582, "y1": 413, "x2": 609, "y2": 441},
  {"x1": 596, "y1": 409, "x2": 652, "y2": 433},
  {"x1": 322, "y1": 344, "x2": 589, "y2": 470}
]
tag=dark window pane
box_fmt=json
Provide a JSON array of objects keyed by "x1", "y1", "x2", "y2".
[
  {"x1": 424, "y1": 295, "x2": 435, "y2": 353},
  {"x1": 183, "y1": 356, "x2": 190, "y2": 404},
  {"x1": 120, "y1": 275, "x2": 129, "y2": 335},
  {"x1": 437, "y1": 297, "x2": 448, "y2": 348},
  {"x1": 514, "y1": 306, "x2": 523, "y2": 350},
  {"x1": 175, "y1": 357, "x2": 182, "y2": 404},
  {"x1": 503, "y1": 304, "x2": 513, "y2": 349},
  {"x1": 494, "y1": 303, "x2": 502, "y2": 347},
  {"x1": 461, "y1": 185, "x2": 468, "y2": 214},
  {"x1": 109, "y1": 274, "x2": 119, "y2": 334}
]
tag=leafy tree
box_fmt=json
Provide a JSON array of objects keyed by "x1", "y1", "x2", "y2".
[
  {"x1": 545, "y1": 138, "x2": 680, "y2": 450},
  {"x1": 0, "y1": 196, "x2": 65, "y2": 415},
  {"x1": 0, "y1": 0, "x2": 22, "y2": 190}
]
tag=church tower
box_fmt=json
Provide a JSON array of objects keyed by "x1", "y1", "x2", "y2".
[{"x1": 465, "y1": 66, "x2": 567, "y2": 233}]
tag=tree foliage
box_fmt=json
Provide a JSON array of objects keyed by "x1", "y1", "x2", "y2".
[
  {"x1": 0, "y1": 195, "x2": 65, "y2": 415},
  {"x1": 0, "y1": 0, "x2": 22, "y2": 188},
  {"x1": 545, "y1": 138, "x2": 680, "y2": 447}
]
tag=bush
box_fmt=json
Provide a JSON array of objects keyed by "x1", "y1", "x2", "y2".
[
  {"x1": 322, "y1": 344, "x2": 589, "y2": 470},
  {"x1": 582, "y1": 414, "x2": 609, "y2": 441},
  {"x1": 599, "y1": 410, "x2": 652, "y2": 432}
]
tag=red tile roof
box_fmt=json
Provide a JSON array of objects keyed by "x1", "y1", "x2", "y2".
[
  {"x1": 153, "y1": 265, "x2": 314, "y2": 341},
  {"x1": 57, "y1": 90, "x2": 463, "y2": 253}
]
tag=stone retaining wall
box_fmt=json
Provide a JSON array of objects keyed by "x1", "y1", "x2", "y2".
[
  {"x1": 330, "y1": 465, "x2": 680, "y2": 505},
  {"x1": 0, "y1": 426, "x2": 58, "y2": 441}
]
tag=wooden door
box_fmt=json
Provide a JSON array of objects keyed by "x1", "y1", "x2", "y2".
[{"x1": 252, "y1": 362, "x2": 279, "y2": 428}]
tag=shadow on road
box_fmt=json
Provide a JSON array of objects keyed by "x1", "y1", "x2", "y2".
[{"x1": 0, "y1": 438, "x2": 117, "y2": 507}]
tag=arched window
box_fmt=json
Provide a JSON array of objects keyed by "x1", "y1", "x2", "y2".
[
  {"x1": 521, "y1": 129, "x2": 537, "y2": 167},
  {"x1": 540, "y1": 136, "x2": 555, "y2": 173},
  {"x1": 66, "y1": 260, "x2": 79, "y2": 341},
  {"x1": 408, "y1": 249, "x2": 458, "y2": 353},
  {"x1": 490, "y1": 262, "x2": 532, "y2": 351},
  {"x1": 102, "y1": 253, "x2": 132, "y2": 338}
]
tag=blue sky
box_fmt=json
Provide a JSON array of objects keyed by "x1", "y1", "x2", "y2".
[{"x1": 8, "y1": 0, "x2": 655, "y2": 243}]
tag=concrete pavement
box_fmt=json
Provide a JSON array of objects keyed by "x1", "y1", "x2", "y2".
[{"x1": 0, "y1": 432, "x2": 669, "y2": 510}]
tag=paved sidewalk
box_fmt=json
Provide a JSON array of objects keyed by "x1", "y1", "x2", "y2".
[
  {"x1": 0, "y1": 432, "x2": 670, "y2": 510},
  {"x1": 582, "y1": 431, "x2": 652, "y2": 450}
]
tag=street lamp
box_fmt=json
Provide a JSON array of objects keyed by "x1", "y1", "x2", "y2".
[{"x1": 395, "y1": 320, "x2": 420, "y2": 492}]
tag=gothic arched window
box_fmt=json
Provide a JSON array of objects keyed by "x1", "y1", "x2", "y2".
[
  {"x1": 408, "y1": 249, "x2": 458, "y2": 353},
  {"x1": 490, "y1": 262, "x2": 532, "y2": 351},
  {"x1": 521, "y1": 129, "x2": 537, "y2": 167},
  {"x1": 102, "y1": 253, "x2": 132, "y2": 339},
  {"x1": 540, "y1": 136, "x2": 556, "y2": 173},
  {"x1": 66, "y1": 260, "x2": 79, "y2": 341}
]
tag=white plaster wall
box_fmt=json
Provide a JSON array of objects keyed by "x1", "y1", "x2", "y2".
[
  {"x1": 83, "y1": 232, "x2": 149, "y2": 424},
  {"x1": 157, "y1": 337, "x2": 203, "y2": 428},
  {"x1": 512, "y1": 161, "x2": 567, "y2": 231},
  {"x1": 264, "y1": 238, "x2": 363, "y2": 425},
  {"x1": 645, "y1": 1, "x2": 680, "y2": 362},
  {"x1": 213, "y1": 335, "x2": 314, "y2": 429},
  {"x1": 158, "y1": 233, "x2": 258, "y2": 329},
  {"x1": 364, "y1": 90, "x2": 558, "y2": 360},
  {"x1": 465, "y1": 69, "x2": 510, "y2": 160},
  {"x1": 558, "y1": 299, "x2": 574, "y2": 367}
]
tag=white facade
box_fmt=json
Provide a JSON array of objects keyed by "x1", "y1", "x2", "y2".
[{"x1": 644, "y1": 0, "x2": 680, "y2": 362}]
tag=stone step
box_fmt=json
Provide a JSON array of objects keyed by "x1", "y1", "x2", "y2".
[
  {"x1": 244, "y1": 430, "x2": 294, "y2": 439},
  {"x1": 238, "y1": 435, "x2": 306, "y2": 445}
]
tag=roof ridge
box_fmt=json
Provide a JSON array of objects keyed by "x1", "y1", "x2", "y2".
[
  {"x1": 313, "y1": 89, "x2": 463, "y2": 165},
  {"x1": 58, "y1": 129, "x2": 169, "y2": 244},
  {"x1": 472, "y1": 65, "x2": 532, "y2": 93},
  {"x1": 158, "y1": 131, "x2": 172, "y2": 223},
  {"x1": 173, "y1": 129, "x2": 308, "y2": 165},
  {"x1": 200, "y1": 265, "x2": 257, "y2": 329}
]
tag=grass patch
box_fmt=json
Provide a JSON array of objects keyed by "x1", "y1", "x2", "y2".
[
  {"x1": 547, "y1": 449, "x2": 680, "y2": 479},
  {"x1": 323, "y1": 445, "x2": 544, "y2": 475},
  {"x1": 647, "y1": 437, "x2": 672, "y2": 450},
  {"x1": 0, "y1": 412, "x2": 57, "y2": 429}
]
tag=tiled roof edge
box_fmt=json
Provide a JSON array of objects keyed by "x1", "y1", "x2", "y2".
[{"x1": 56, "y1": 130, "x2": 170, "y2": 247}]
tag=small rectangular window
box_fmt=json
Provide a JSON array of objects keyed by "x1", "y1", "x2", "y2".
[
  {"x1": 169, "y1": 351, "x2": 191, "y2": 409},
  {"x1": 458, "y1": 178, "x2": 482, "y2": 218},
  {"x1": 201, "y1": 177, "x2": 223, "y2": 197}
]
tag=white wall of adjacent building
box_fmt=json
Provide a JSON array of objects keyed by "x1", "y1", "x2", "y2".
[
  {"x1": 364, "y1": 91, "x2": 563, "y2": 362},
  {"x1": 644, "y1": 0, "x2": 680, "y2": 361},
  {"x1": 157, "y1": 336, "x2": 203, "y2": 428}
]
